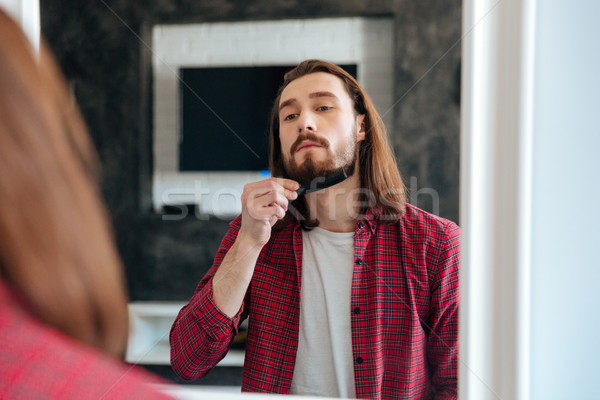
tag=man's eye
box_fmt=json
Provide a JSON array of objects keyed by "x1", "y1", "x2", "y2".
[
  {"x1": 284, "y1": 114, "x2": 298, "y2": 121},
  {"x1": 316, "y1": 106, "x2": 332, "y2": 111}
]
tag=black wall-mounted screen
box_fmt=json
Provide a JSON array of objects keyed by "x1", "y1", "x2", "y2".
[{"x1": 179, "y1": 65, "x2": 358, "y2": 171}]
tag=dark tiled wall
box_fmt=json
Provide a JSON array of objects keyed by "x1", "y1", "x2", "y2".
[{"x1": 40, "y1": 0, "x2": 461, "y2": 303}]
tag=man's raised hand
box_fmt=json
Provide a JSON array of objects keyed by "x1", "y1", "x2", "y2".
[{"x1": 239, "y1": 178, "x2": 299, "y2": 246}]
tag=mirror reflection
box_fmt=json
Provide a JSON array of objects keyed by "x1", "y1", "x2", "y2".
[{"x1": 36, "y1": 1, "x2": 462, "y2": 398}]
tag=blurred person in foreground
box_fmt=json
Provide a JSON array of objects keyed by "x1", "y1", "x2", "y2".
[
  {"x1": 170, "y1": 59, "x2": 460, "y2": 399},
  {"x1": 0, "y1": 9, "x2": 171, "y2": 399}
]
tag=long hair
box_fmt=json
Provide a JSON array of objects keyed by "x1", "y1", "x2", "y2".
[
  {"x1": 0, "y1": 10, "x2": 128, "y2": 357},
  {"x1": 269, "y1": 59, "x2": 406, "y2": 229}
]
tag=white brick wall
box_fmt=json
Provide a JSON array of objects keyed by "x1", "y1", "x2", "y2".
[{"x1": 152, "y1": 17, "x2": 393, "y2": 214}]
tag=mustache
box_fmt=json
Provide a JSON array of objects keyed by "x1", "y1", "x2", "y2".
[{"x1": 290, "y1": 132, "x2": 330, "y2": 156}]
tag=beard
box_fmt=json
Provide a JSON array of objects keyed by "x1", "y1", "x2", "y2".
[{"x1": 283, "y1": 130, "x2": 358, "y2": 187}]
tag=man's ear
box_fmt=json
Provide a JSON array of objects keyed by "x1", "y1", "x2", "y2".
[{"x1": 356, "y1": 114, "x2": 366, "y2": 142}]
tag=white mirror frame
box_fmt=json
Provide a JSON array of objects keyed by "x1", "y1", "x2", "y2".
[{"x1": 459, "y1": 0, "x2": 536, "y2": 399}]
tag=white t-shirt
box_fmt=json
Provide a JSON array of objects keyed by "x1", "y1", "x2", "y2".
[{"x1": 290, "y1": 227, "x2": 356, "y2": 398}]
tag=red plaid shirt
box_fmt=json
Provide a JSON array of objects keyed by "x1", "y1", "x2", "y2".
[
  {"x1": 170, "y1": 204, "x2": 460, "y2": 399},
  {"x1": 0, "y1": 282, "x2": 172, "y2": 400}
]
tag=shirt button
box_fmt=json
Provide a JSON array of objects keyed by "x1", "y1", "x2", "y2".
[
  {"x1": 356, "y1": 259, "x2": 364, "y2": 266},
  {"x1": 358, "y1": 221, "x2": 365, "y2": 230},
  {"x1": 353, "y1": 307, "x2": 361, "y2": 315},
  {"x1": 356, "y1": 357, "x2": 364, "y2": 364}
]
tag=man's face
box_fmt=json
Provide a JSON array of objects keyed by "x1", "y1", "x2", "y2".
[{"x1": 278, "y1": 72, "x2": 365, "y2": 186}]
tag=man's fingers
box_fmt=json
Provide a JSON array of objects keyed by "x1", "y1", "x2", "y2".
[
  {"x1": 264, "y1": 190, "x2": 289, "y2": 211},
  {"x1": 283, "y1": 188, "x2": 298, "y2": 201},
  {"x1": 242, "y1": 178, "x2": 298, "y2": 223},
  {"x1": 246, "y1": 179, "x2": 297, "y2": 202},
  {"x1": 247, "y1": 191, "x2": 289, "y2": 219},
  {"x1": 272, "y1": 177, "x2": 300, "y2": 192},
  {"x1": 248, "y1": 203, "x2": 286, "y2": 221},
  {"x1": 268, "y1": 203, "x2": 286, "y2": 220}
]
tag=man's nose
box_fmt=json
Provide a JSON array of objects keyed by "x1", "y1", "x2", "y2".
[{"x1": 297, "y1": 112, "x2": 316, "y2": 133}]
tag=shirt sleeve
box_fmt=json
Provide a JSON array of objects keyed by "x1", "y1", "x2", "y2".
[
  {"x1": 169, "y1": 217, "x2": 248, "y2": 381},
  {"x1": 427, "y1": 221, "x2": 461, "y2": 399}
]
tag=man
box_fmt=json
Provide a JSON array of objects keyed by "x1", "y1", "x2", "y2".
[{"x1": 170, "y1": 60, "x2": 460, "y2": 399}]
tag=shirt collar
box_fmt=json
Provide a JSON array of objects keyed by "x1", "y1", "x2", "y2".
[
  {"x1": 356, "y1": 207, "x2": 379, "y2": 235},
  {"x1": 289, "y1": 206, "x2": 380, "y2": 235}
]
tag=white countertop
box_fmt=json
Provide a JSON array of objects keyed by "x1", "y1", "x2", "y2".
[{"x1": 156, "y1": 384, "x2": 343, "y2": 400}]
